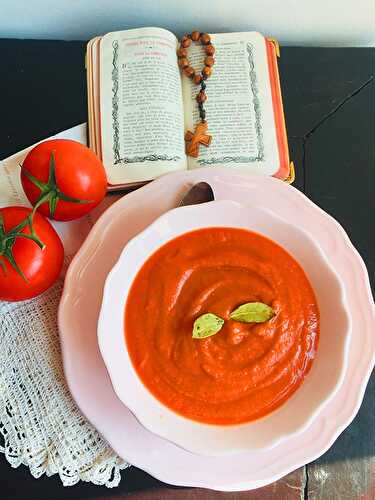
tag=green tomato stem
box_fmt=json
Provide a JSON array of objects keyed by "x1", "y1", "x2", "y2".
[
  {"x1": 22, "y1": 151, "x2": 93, "y2": 219},
  {"x1": 0, "y1": 212, "x2": 45, "y2": 281}
]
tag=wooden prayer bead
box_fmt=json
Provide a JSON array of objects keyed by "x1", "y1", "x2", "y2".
[
  {"x1": 184, "y1": 66, "x2": 195, "y2": 77},
  {"x1": 178, "y1": 57, "x2": 189, "y2": 68},
  {"x1": 191, "y1": 31, "x2": 201, "y2": 41},
  {"x1": 202, "y1": 66, "x2": 212, "y2": 78},
  {"x1": 205, "y1": 44, "x2": 215, "y2": 56},
  {"x1": 196, "y1": 91, "x2": 207, "y2": 103},
  {"x1": 200, "y1": 33, "x2": 211, "y2": 45},
  {"x1": 193, "y1": 73, "x2": 203, "y2": 84},
  {"x1": 181, "y1": 38, "x2": 192, "y2": 48},
  {"x1": 204, "y1": 56, "x2": 215, "y2": 67},
  {"x1": 177, "y1": 47, "x2": 188, "y2": 58}
]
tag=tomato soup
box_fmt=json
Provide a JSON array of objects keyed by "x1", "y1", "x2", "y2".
[{"x1": 124, "y1": 227, "x2": 319, "y2": 425}]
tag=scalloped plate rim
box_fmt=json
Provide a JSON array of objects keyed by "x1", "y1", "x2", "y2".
[{"x1": 58, "y1": 168, "x2": 375, "y2": 491}]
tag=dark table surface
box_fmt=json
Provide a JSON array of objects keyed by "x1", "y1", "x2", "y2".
[{"x1": 1, "y1": 40, "x2": 375, "y2": 500}]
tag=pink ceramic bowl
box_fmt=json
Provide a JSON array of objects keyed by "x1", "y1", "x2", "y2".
[{"x1": 97, "y1": 200, "x2": 350, "y2": 456}]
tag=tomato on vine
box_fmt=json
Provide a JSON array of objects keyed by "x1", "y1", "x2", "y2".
[
  {"x1": 20, "y1": 139, "x2": 107, "y2": 221},
  {"x1": 0, "y1": 207, "x2": 64, "y2": 301}
]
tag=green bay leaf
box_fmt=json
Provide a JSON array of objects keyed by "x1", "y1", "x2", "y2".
[
  {"x1": 229, "y1": 302, "x2": 275, "y2": 323},
  {"x1": 192, "y1": 313, "x2": 224, "y2": 339}
]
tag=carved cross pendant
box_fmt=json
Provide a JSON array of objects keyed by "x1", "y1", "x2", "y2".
[{"x1": 185, "y1": 121, "x2": 212, "y2": 158}]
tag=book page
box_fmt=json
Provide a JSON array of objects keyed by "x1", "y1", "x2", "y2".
[
  {"x1": 100, "y1": 28, "x2": 187, "y2": 185},
  {"x1": 182, "y1": 32, "x2": 279, "y2": 175}
]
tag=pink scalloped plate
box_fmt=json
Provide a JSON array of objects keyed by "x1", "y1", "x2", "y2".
[{"x1": 58, "y1": 168, "x2": 375, "y2": 491}]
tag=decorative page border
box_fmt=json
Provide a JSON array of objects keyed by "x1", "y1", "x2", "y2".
[
  {"x1": 111, "y1": 39, "x2": 181, "y2": 166},
  {"x1": 197, "y1": 42, "x2": 264, "y2": 165},
  {"x1": 111, "y1": 40, "x2": 121, "y2": 164}
]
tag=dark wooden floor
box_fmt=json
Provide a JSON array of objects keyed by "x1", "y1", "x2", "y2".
[{"x1": 1, "y1": 40, "x2": 375, "y2": 499}]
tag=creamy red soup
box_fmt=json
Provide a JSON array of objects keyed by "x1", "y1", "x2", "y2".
[{"x1": 124, "y1": 227, "x2": 319, "y2": 425}]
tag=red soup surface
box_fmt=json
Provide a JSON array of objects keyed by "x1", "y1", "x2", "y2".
[{"x1": 124, "y1": 227, "x2": 319, "y2": 425}]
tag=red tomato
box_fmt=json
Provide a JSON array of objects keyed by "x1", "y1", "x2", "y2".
[
  {"x1": 21, "y1": 139, "x2": 107, "y2": 221},
  {"x1": 0, "y1": 207, "x2": 64, "y2": 301}
]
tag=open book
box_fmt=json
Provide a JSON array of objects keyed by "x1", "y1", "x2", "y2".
[{"x1": 86, "y1": 28, "x2": 292, "y2": 188}]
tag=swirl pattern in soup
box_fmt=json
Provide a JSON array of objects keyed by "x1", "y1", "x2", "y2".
[{"x1": 125, "y1": 227, "x2": 319, "y2": 425}]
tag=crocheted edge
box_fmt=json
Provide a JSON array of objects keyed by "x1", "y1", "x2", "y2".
[{"x1": 0, "y1": 427, "x2": 130, "y2": 487}]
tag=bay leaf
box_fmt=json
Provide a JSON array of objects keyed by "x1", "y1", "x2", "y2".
[
  {"x1": 192, "y1": 313, "x2": 224, "y2": 339},
  {"x1": 229, "y1": 302, "x2": 275, "y2": 323}
]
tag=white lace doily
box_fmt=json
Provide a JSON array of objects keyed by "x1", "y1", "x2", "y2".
[
  {"x1": 0, "y1": 280, "x2": 129, "y2": 487},
  {"x1": 0, "y1": 124, "x2": 130, "y2": 487}
]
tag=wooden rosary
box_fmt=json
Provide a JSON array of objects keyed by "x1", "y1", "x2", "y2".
[{"x1": 177, "y1": 31, "x2": 215, "y2": 158}]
